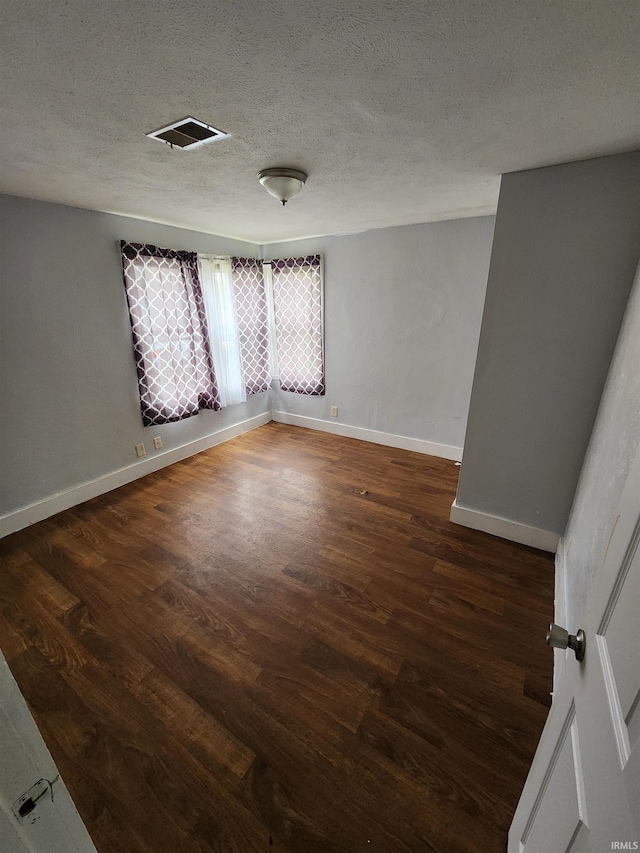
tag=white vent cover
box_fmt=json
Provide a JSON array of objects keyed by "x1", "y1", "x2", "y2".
[{"x1": 146, "y1": 117, "x2": 229, "y2": 150}]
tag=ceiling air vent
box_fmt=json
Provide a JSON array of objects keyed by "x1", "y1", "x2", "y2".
[{"x1": 146, "y1": 117, "x2": 229, "y2": 150}]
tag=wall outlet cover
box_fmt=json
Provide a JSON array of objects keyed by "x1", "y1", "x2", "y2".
[
  {"x1": 331, "y1": 406, "x2": 338, "y2": 417},
  {"x1": 153, "y1": 437, "x2": 162, "y2": 450},
  {"x1": 135, "y1": 443, "x2": 146, "y2": 458}
]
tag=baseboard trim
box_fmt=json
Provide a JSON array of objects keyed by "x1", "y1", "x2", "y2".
[
  {"x1": 449, "y1": 499, "x2": 559, "y2": 553},
  {"x1": 271, "y1": 411, "x2": 463, "y2": 461},
  {"x1": 0, "y1": 411, "x2": 272, "y2": 539}
]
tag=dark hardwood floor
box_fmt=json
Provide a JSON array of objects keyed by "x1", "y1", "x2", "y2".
[{"x1": 0, "y1": 423, "x2": 554, "y2": 852}]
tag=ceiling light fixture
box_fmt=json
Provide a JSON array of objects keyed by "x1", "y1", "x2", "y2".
[{"x1": 258, "y1": 168, "x2": 307, "y2": 206}]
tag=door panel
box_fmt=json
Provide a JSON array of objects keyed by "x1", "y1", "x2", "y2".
[
  {"x1": 510, "y1": 444, "x2": 640, "y2": 852},
  {"x1": 600, "y1": 538, "x2": 639, "y2": 733},
  {"x1": 519, "y1": 704, "x2": 588, "y2": 853}
]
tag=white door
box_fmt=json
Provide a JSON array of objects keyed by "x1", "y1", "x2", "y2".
[
  {"x1": 509, "y1": 443, "x2": 640, "y2": 852},
  {"x1": 0, "y1": 653, "x2": 96, "y2": 853}
]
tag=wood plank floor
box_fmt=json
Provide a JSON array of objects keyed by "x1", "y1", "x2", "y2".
[{"x1": 0, "y1": 423, "x2": 554, "y2": 852}]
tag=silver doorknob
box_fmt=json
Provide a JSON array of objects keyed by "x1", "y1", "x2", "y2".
[{"x1": 546, "y1": 623, "x2": 585, "y2": 661}]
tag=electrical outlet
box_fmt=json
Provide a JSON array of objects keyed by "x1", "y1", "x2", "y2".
[
  {"x1": 135, "y1": 443, "x2": 146, "y2": 458},
  {"x1": 153, "y1": 436, "x2": 162, "y2": 450},
  {"x1": 330, "y1": 406, "x2": 338, "y2": 417}
]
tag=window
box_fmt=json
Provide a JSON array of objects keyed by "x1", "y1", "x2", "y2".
[
  {"x1": 269, "y1": 255, "x2": 324, "y2": 395},
  {"x1": 121, "y1": 242, "x2": 221, "y2": 426},
  {"x1": 231, "y1": 257, "x2": 271, "y2": 395},
  {"x1": 122, "y1": 243, "x2": 325, "y2": 425}
]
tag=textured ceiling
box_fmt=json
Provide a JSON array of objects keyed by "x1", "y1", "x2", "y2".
[{"x1": 1, "y1": 1, "x2": 639, "y2": 243}]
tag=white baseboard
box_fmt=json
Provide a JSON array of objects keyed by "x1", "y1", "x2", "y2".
[
  {"x1": 271, "y1": 411, "x2": 463, "y2": 461},
  {"x1": 449, "y1": 499, "x2": 560, "y2": 553},
  {"x1": 0, "y1": 411, "x2": 272, "y2": 539}
]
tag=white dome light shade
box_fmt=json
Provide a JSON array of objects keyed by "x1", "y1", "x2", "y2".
[{"x1": 258, "y1": 168, "x2": 307, "y2": 206}]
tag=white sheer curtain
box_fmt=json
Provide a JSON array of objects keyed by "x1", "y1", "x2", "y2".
[{"x1": 197, "y1": 255, "x2": 246, "y2": 407}]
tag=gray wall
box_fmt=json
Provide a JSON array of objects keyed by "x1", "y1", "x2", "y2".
[
  {"x1": 0, "y1": 195, "x2": 267, "y2": 516},
  {"x1": 266, "y1": 216, "x2": 495, "y2": 449},
  {"x1": 0, "y1": 200, "x2": 493, "y2": 520},
  {"x1": 562, "y1": 258, "x2": 640, "y2": 628},
  {"x1": 455, "y1": 152, "x2": 640, "y2": 536}
]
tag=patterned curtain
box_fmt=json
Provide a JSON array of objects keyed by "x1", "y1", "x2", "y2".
[
  {"x1": 231, "y1": 257, "x2": 271, "y2": 395},
  {"x1": 121, "y1": 242, "x2": 221, "y2": 426},
  {"x1": 271, "y1": 255, "x2": 324, "y2": 395}
]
